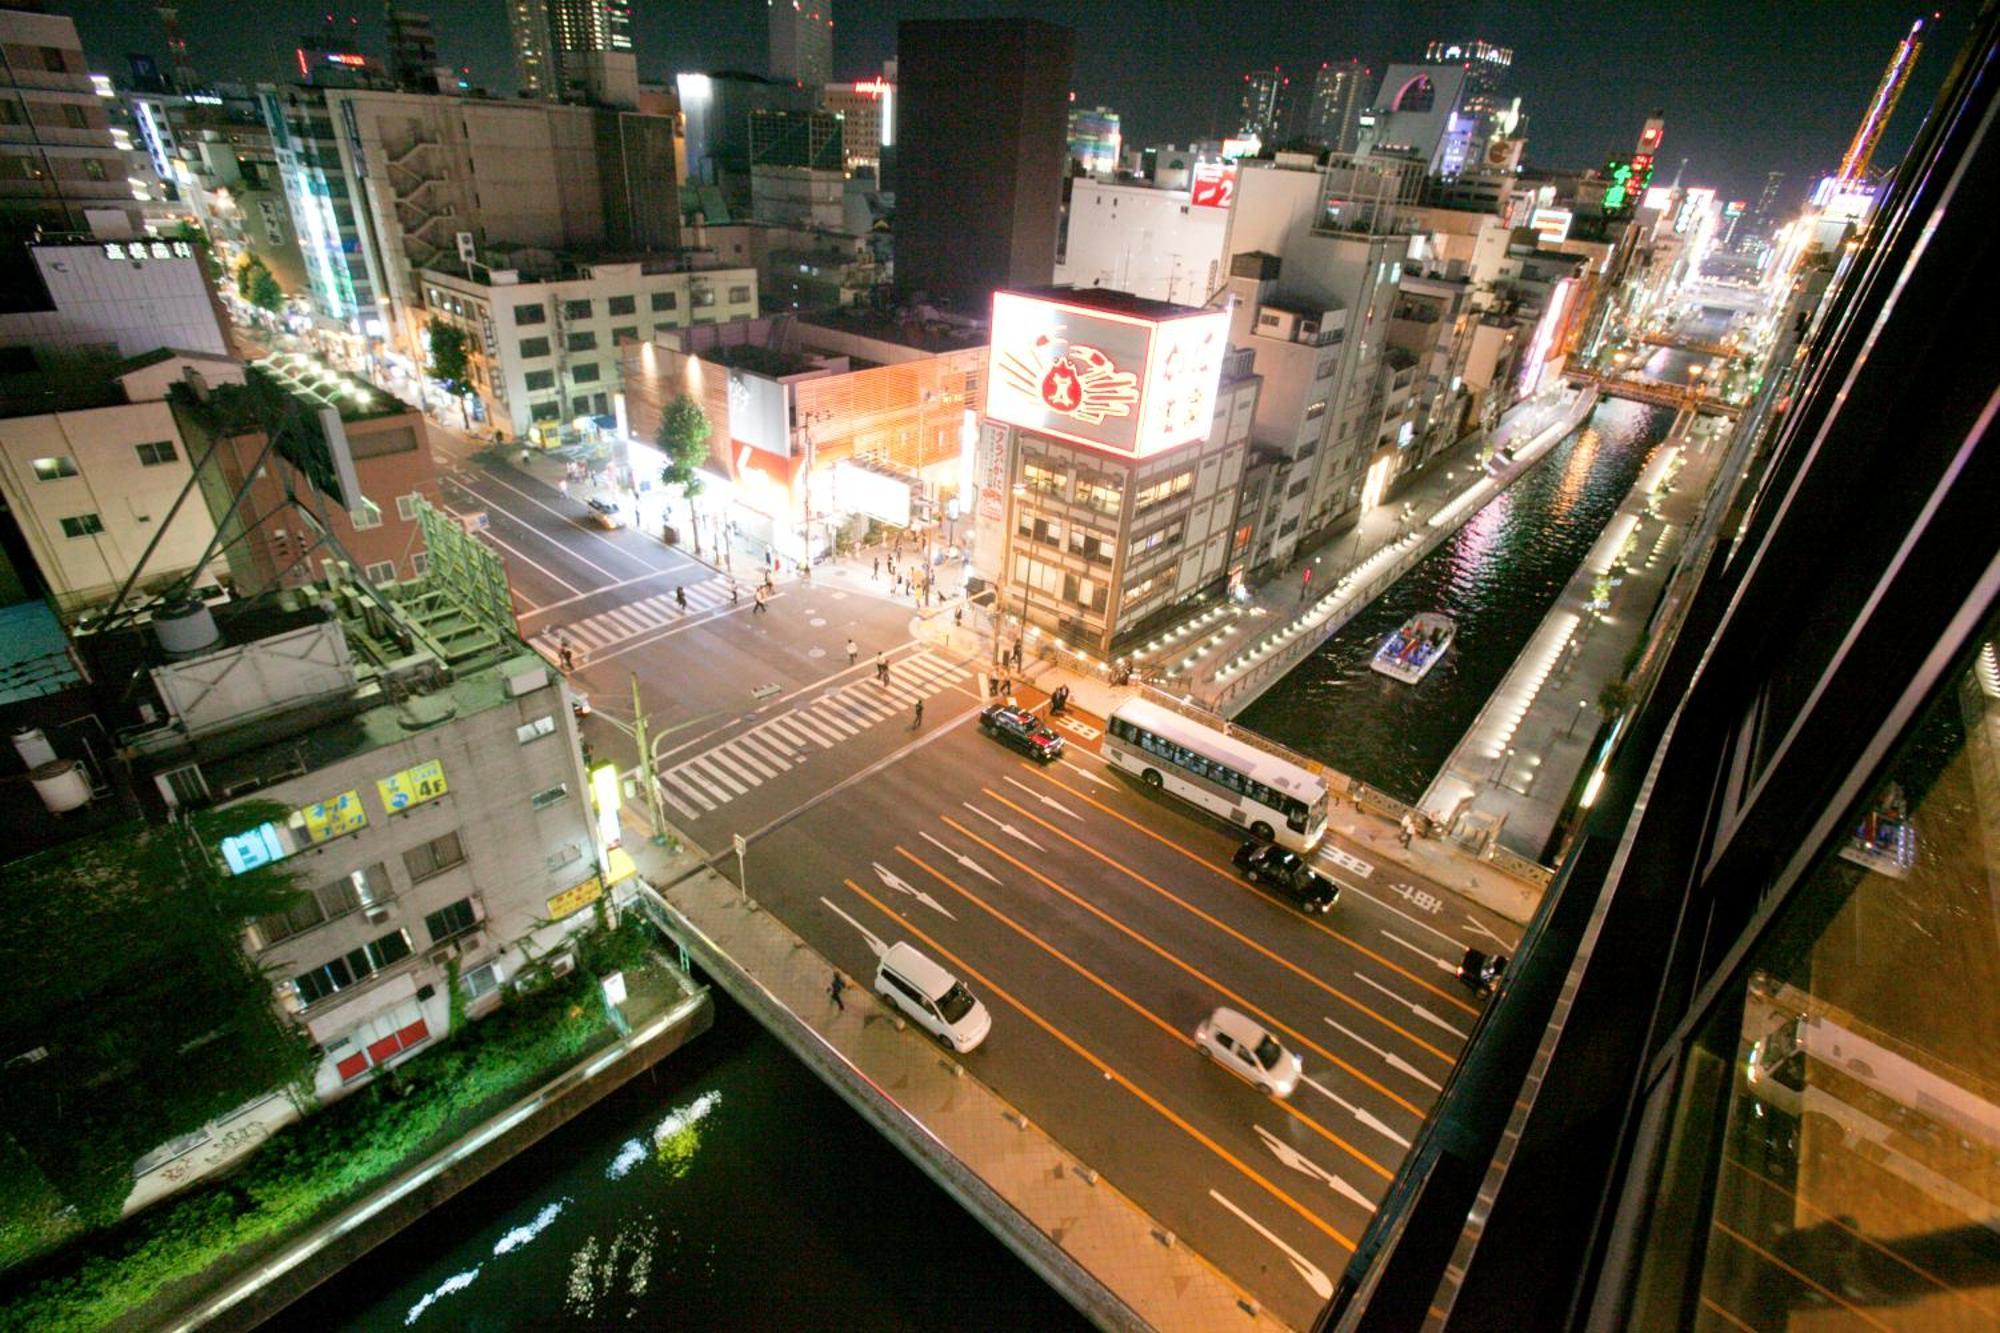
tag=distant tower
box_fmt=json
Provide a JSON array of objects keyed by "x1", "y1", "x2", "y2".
[
  {"x1": 1304, "y1": 59, "x2": 1371, "y2": 153},
  {"x1": 155, "y1": 3, "x2": 197, "y2": 93},
  {"x1": 385, "y1": 5, "x2": 440, "y2": 94},
  {"x1": 769, "y1": 0, "x2": 834, "y2": 90},
  {"x1": 1754, "y1": 170, "x2": 1786, "y2": 220},
  {"x1": 1237, "y1": 68, "x2": 1289, "y2": 142},
  {"x1": 1839, "y1": 15, "x2": 1930, "y2": 184}
]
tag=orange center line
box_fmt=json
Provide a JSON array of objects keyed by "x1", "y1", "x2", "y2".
[
  {"x1": 941, "y1": 812, "x2": 1418, "y2": 1145},
  {"x1": 984, "y1": 787, "x2": 1457, "y2": 1066},
  {"x1": 837, "y1": 876, "x2": 1359, "y2": 1254},
  {"x1": 895, "y1": 844, "x2": 1383, "y2": 1184},
  {"x1": 1026, "y1": 764, "x2": 1482, "y2": 1017}
]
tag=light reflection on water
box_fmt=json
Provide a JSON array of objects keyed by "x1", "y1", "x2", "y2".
[{"x1": 1238, "y1": 396, "x2": 1677, "y2": 802}]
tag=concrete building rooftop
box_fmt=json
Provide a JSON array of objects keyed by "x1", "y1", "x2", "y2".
[
  {"x1": 423, "y1": 248, "x2": 735, "y2": 286},
  {"x1": 0, "y1": 348, "x2": 229, "y2": 418},
  {"x1": 701, "y1": 343, "x2": 823, "y2": 377},
  {"x1": 799, "y1": 305, "x2": 988, "y2": 354},
  {"x1": 199, "y1": 356, "x2": 413, "y2": 425},
  {"x1": 1018, "y1": 284, "x2": 1212, "y2": 322}
]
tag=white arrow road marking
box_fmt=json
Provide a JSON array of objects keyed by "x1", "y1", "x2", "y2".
[
  {"x1": 1254, "y1": 1124, "x2": 1378, "y2": 1212},
  {"x1": 1381, "y1": 930, "x2": 1457, "y2": 975},
  {"x1": 1058, "y1": 758, "x2": 1112, "y2": 788},
  {"x1": 1464, "y1": 915, "x2": 1510, "y2": 948},
  {"x1": 819, "y1": 896, "x2": 889, "y2": 958},
  {"x1": 1298, "y1": 1072, "x2": 1416, "y2": 1145},
  {"x1": 1353, "y1": 973, "x2": 1467, "y2": 1040},
  {"x1": 961, "y1": 801, "x2": 1046, "y2": 851},
  {"x1": 1321, "y1": 1019, "x2": 1442, "y2": 1095},
  {"x1": 917, "y1": 831, "x2": 1000, "y2": 884},
  {"x1": 1209, "y1": 1190, "x2": 1333, "y2": 1300},
  {"x1": 872, "y1": 861, "x2": 957, "y2": 920},
  {"x1": 1001, "y1": 775, "x2": 1083, "y2": 820}
]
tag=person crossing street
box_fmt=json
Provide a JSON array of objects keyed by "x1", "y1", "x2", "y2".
[{"x1": 847, "y1": 637, "x2": 859, "y2": 665}]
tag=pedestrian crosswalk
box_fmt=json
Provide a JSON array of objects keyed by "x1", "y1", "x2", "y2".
[
  {"x1": 653, "y1": 650, "x2": 973, "y2": 820},
  {"x1": 530, "y1": 576, "x2": 737, "y2": 662}
]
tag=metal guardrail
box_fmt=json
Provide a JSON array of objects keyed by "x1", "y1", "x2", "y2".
[{"x1": 1487, "y1": 843, "x2": 1557, "y2": 887}]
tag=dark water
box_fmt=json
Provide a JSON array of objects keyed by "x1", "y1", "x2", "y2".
[
  {"x1": 277, "y1": 996, "x2": 1091, "y2": 1332},
  {"x1": 1239, "y1": 394, "x2": 1677, "y2": 802}
]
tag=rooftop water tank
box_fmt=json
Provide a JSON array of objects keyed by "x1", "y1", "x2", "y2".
[
  {"x1": 154, "y1": 597, "x2": 220, "y2": 658},
  {"x1": 11, "y1": 727, "x2": 56, "y2": 770}
]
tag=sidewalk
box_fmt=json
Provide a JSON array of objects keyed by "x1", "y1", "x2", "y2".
[{"x1": 622, "y1": 818, "x2": 1289, "y2": 1333}]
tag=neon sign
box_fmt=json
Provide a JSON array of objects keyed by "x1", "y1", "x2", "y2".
[{"x1": 852, "y1": 77, "x2": 891, "y2": 99}]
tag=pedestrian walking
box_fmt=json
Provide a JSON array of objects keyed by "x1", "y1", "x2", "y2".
[
  {"x1": 1011, "y1": 640, "x2": 1024, "y2": 671},
  {"x1": 875, "y1": 650, "x2": 889, "y2": 684},
  {"x1": 558, "y1": 638, "x2": 574, "y2": 672},
  {"x1": 827, "y1": 972, "x2": 846, "y2": 1012},
  {"x1": 954, "y1": 606, "x2": 964, "y2": 628},
  {"x1": 1398, "y1": 814, "x2": 1415, "y2": 849},
  {"x1": 557, "y1": 478, "x2": 569, "y2": 500},
  {"x1": 675, "y1": 585, "x2": 689, "y2": 613},
  {"x1": 729, "y1": 580, "x2": 739, "y2": 605},
  {"x1": 846, "y1": 637, "x2": 858, "y2": 665},
  {"x1": 754, "y1": 586, "x2": 769, "y2": 614},
  {"x1": 518, "y1": 447, "x2": 531, "y2": 466},
  {"x1": 873, "y1": 555, "x2": 881, "y2": 579},
  {"x1": 913, "y1": 698, "x2": 924, "y2": 727}
]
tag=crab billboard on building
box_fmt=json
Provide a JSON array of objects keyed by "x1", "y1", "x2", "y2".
[{"x1": 985, "y1": 290, "x2": 1228, "y2": 458}]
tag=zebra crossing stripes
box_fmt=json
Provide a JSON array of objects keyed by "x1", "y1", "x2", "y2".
[
  {"x1": 652, "y1": 651, "x2": 972, "y2": 820},
  {"x1": 529, "y1": 576, "x2": 735, "y2": 662}
]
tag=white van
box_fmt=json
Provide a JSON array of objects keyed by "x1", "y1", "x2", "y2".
[
  {"x1": 1195, "y1": 1006, "x2": 1302, "y2": 1098},
  {"x1": 874, "y1": 942, "x2": 992, "y2": 1053}
]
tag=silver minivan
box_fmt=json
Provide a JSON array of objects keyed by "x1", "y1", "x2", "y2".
[{"x1": 874, "y1": 942, "x2": 992, "y2": 1053}]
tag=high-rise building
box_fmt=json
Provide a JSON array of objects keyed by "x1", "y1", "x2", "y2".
[
  {"x1": 822, "y1": 73, "x2": 893, "y2": 175},
  {"x1": 385, "y1": 5, "x2": 441, "y2": 94},
  {"x1": 1237, "y1": 67, "x2": 1290, "y2": 142},
  {"x1": 1066, "y1": 104, "x2": 1121, "y2": 176},
  {"x1": 0, "y1": 6, "x2": 149, "y2": 239},
  {"x1": 153, "y1": 3, "x2": 198, "y2": 94},
  {"x1": 508, "y1": 0, "x2": 635, "y2": 106},
  {"x1": 769, "y1": 0, "x2": 834, "y2": 90},
  {"x1": 1423, "y1": 38, "x2": 1511, "y2": 101},
  {"x1": 1326, "y1": 15, "x2": 2000, "y2": 1329},
  {"x1": 1303, "y1": 59, "x2": 1371, "y2": 153},
  {"x1": 1754, "y1": 168, "x2": 1786, "y2": 220},
  {"x1": 1357, "y1": 64, "x2": 1478, "y2": 176},
  {"x1": 895, "y1": 18, "x2": 1074, "y2": 309}
]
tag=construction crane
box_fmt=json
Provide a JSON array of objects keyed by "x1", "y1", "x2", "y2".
[{"x1": 1837, "y1": 13, "x2": 1933, "y2": 186}]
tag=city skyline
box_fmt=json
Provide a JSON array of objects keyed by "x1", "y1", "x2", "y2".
[{"x1": 56, "y1": 0, "x2": 1959, "y2": 207}]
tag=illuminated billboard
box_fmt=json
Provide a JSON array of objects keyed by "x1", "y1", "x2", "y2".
[
  {"x1": 1601, "y1": 153, "x2": 1655, "y2": 214},
  {"x1": 1190, "y1": 161, "x2": 1237, "y2": 208},
  {"x1": 986, "y1": 292, "x2": 1228, "y2": 458},
  {"x1": 1530, "y1": 207, "x2": 1574, "y2": 243}
]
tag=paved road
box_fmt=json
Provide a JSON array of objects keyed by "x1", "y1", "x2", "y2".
[{"x1": 431, "y1": 435, "x2": 1523, "y2": 1328}]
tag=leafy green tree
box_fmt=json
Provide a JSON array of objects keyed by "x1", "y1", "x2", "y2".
[
  {"x1": 0, "y1": 804, "x2": 315, "y2": 1224},
  {"x1": 234, "y1": 253, "x2": 282, "y2": 314},
  {"x1": 425, "y1": 317, "x2": 474, "y2": 428},
  {"x1": 656, "y1": 394, "x2": 713, "y2": 557}
]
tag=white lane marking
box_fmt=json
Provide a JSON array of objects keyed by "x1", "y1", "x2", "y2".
[
  {"x1": 452, "y1": 465, "x2": 629, "y2": 579},
  {"x1": 871, "y1": 861, "x2": 957, "y2": 920},
  {"x1": 1337, "y1": 880, "x2": 1466, "y2": 951},
  {"x1": 1297, "y1": 1073, "x2": 1415, "y2": 1146},
  {"x1": 1318, "y1": 845, "x2": 1374, "y2": 879},
  {"x1": 518, "y1": 565, "x2": 684, "y2": 620},
  {"x1": 918, "y1": 831, "x2": 1000, "y2": 884},
  {"x1": 443, "y1": 498, "x2": 584, "y2": 596},
  {"x1": 1058, "y1": 758, "x2": 1112, "y2": 788},
  {"x1": 1001, "y1": 775, "x2": 1083, "y2": 820},
  {"x1": 651, "y1": 775, "x2": 701, "y2": 822},
  {"x1": 1254, "y1": 1125, "x2": 1377, "y2": 1212},
  {"x1": 1209, "y1": 1190, "x2": 1333, "y2": 1301},
  {"x1": 820, "y1": 896, "x2": 889, "y2": 958},
  {"x1": 960, "y1": 801, "x2": 1046, "y2": 852},
  {"x1": 1464, "y1": 915, "x2": 1511, "y2": 948},
  {"x1": 1380, "y1": 930, "x2": 1458, "y2": 975},
  {"x1": 1321, "y1": 1019, "x2": 1443, "y2": 1095},
  {"x1": 1352, "y1": 973, "x2": 1467, "y2": 1040}
]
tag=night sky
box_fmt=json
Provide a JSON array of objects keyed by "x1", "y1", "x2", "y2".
[{"x1": 58, "y1": 0, "x2": 1963, "y2": 207}]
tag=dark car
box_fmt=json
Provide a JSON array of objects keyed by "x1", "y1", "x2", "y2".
[
  {"x1": 979, "y1": 704, "x2": 1065, "y2": 763},
  {"x1": 1231, "y1": 841, "x2": 1338, "y2": 914},
  {"x1": 1457, "y1": 948, "x2": 1508, "y2": 997}
]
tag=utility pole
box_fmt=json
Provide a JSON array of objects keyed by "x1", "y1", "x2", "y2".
[{"x1": 630, "y1": 673, "x2": 668, "y2": 846}]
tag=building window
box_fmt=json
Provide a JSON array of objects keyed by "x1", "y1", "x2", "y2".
[
  {"x1": 32, "y1": 456, "x2": 78, "y2": 481},
  {"x1": 133, "y1": 440, "x2": 176, "y2": 466},
  {"x1": 571, "y1": 362, "x2": 600, "y2": 383},
  {"x1": 62, "y1": 103, "x2": 87, "y2": 130},
  {"x1": 1015, "y1": 512, "x2": 1062, "y2": 548},
  {"x1": 58, "y1": 513, "x2": 103, "y2": 538},
  {"x1": 250, "y1": 863, "x2": 392, "y2": 948},
  {"x1": 411, "y1": 551, "x2": 430, "y2": 577},
  {"x1": 1068, "y1": 524, "x2": 1116, "y2": 564},
  {"x1": 1022, "y1": 460, "x2": 1066, "y2": 497},
  {"x1": 529, "y1": 783, "x2": 569, "y2": 810},
  {"x1": 516, "y1": 714, "x2": 556, "y2": 744},
  {"x1": 364, "y1": 560, "x2": 396, "y2": 583},
  {"x1": 567, "y1": 330, "x2": 597, "y2": 353},
  {"x1": 1076, "y1": 474, "x2": 1123, "y2": 516},
  {"x1": 350, "y1": 499, "x2": 382, "y2": 530},
  {"x1": 691, "y1": 287, "x2": 716, "y2": 308},
  {"x1": 40, "y1": 47, "x2": 66, "y2": 73},
  {"x1": 290, "y1": 928, "x2": 413, "y2": 1007},
  {"x1": 530, "y1": 400, "x2": 560, "y2": 421},
  {"x1": 462, "y1": 960, "x2": 503, "y2": 999},
  {"x1": 514, "y1": 302, "x2": 546, "y2": 325},
  {"x1": 1134, "y1": 470, "x2": 1193, "y2": 511},
  {"x1": 563, "y1": 298, "x2": 593, "y2": 320},
  {"x1": 606, "y1": 294, "x2": 635, "y2": 316},
  {"x1": 401, "y1": 829, "x2": 465, "y2": 882},
  {"x1": 0, "y1": 101, "x2": 18, "y2": 127},
  {"x1": 1304, "y1": 398, "x2": 1329, "y2": 421},
  {"x1": 518, "y1": 335, "x2": 551, "y2": 359},
  {"x1": 80, "y1": 157, "x2": 104, "y2": 182},
  {"x1": 395, "y1": 493, "x2": 421, "y2": 520},
  {"x1": 524, "y1": 369, "x2": 555, "y2": 391},
  {"x1": 728, "y1": 285, "x2": 751, "y2": 304},
  {"x1": 423, "y1": 896, "x2": 478, "y2": 945},
  {"x1": 650, "y1": 290, "x2": 677, "y2": 312},
  {"x1": 610, "y1": 325, "x2": 637, "y2": 344}
]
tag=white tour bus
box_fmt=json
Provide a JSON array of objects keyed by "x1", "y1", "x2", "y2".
[{"x1": 1104, "y1": 697, "x2": 1329, "y2": 851}]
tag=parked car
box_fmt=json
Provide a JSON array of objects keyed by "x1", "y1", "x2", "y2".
[
  {"x1": 875, "y1": 942, "x2": 992, "y2": 1053},
  {"x1": 978, "y1": 704, "x2": 1065, "y2": 763},
  {"x1": 1231, "y1": 841, "x2": 1338, "y2": 914},
  {"x1": 1194, "y1": 1006, "x2": 1302, "y2": 1098},
  {"x1": 1457, "y1": 948, "x2": 1508, "y2": 997},
  {"x1": 584, "y1": 496, "x2": 623, "y2": 529}
]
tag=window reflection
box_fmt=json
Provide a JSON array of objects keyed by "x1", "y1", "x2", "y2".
[{"x1": 1699, "y1": 632, "x2": 2000, "y2": 1331}]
